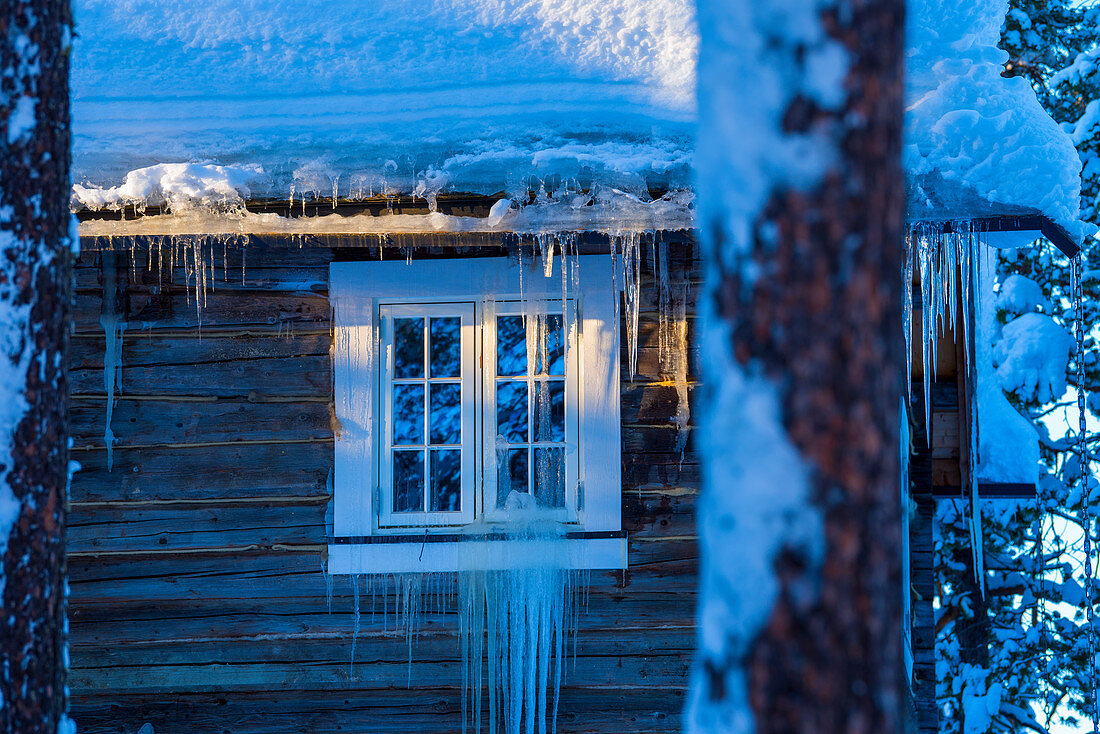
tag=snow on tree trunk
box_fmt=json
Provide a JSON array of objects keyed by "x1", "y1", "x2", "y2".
[
  {"x1": 0, "y1": 2, "x2": 74, "y2": 732},
  {"x1": 688, "y1": 0, "x2": 905, "y2": 731}
]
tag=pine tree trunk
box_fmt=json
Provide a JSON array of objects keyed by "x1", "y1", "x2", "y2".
[
  {"x1": 690, "y1": 0, "x2": 906, "y2": 731},
  {"x1": 0, "y1": 2, "x2": 73, "y2": 733}
]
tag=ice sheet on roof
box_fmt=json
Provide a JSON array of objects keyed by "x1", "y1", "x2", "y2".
[
  {"x1": 905, "y1": 0, "x2": 1087, "y2": 241},
  {"x1": 70, "y1": 0, "x2": 697, "y2": 199}
]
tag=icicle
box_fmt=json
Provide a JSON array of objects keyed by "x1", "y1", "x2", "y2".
[
  {"x1": 100, "y1": 250, "x2": 126, "y2": 472},
  {"x1": 904, "y1": 230, "x2": 914, "y2": 399},
  {"x1": 611, "y1": 233, "x2": 641, "y2": 380},
  {"x1": 539, "y1": 234, "x2": 555, "y2": 278},
  {"x1": 350, "y1": 574, "x2": 361, "y2": 676},
  {"x1": 917, "y1": 228, "x2": 935, "y2": 443}
]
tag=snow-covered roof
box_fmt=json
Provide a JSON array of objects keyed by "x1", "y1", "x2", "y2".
[
  {"x1": 72, "y1": 0, "x2": 1088, "y2": 243},
  {"x1": 71, "y1": 0, "x2": 697, "y2": 202},
  {"x1": 904, "y1": 0, "x2": 1089, "y2": 243}
]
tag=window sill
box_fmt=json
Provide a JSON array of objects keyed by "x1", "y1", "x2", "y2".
[{"x1": 327, "y1": 531, "x2": 627, "y2": 574}]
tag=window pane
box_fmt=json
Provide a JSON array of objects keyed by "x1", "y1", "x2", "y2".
[
  {"x1": 496, "y1": 315, "x2": 527, "y2": 376},
  {"x1": 392, "y1": 383, "x2": 425, "y2": 444},
  {"x1": 429, "y1": 317, "x2": 461, "y2": 378},
  {"x1": 496, "y1": 447, "x2": 529, "y2": 508},
  {"x1": 534, "y1": 447, "x2": 565, "y2": 508},
  {"x1": 533, "y1": 379, "x2": 565, "y2": 442},
  {"x1": 430, "y1": 449, "x2": 462, "y2": 512},
  {"x1": 393, "y1": 450, "x2": 424, "y2": 512},
  {"x1": 495, "y1": 379, "x2": 529, "y2": 442},
  {"x1": 394, "y1": 317, "x2": 425, "y2": 378},
  {"x1": 540, "y1": 313, "x2": 566, "y2": 376},
  {"x1": 430, "y1": 382, "x2": 461, "y2": 445}
]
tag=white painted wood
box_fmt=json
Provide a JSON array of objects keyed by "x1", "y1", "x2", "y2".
[
  {"x1": 330, "y1": 256, "x2": 622, "y2": 546},
  {"x1": 330, "y1": 281, "x2": 376, "y2": 537},
  {"x1": 575, "y1": 255, "x2": 622, "y2": 532},
  {"x1": 328, "y1": 537, "x2": 628, "y2": 574}
]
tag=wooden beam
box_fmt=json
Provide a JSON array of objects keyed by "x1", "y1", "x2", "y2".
[
  {"x1": 931, "y1": 482, "x2": 1037, "y2": 499},
  {"x1": 937, "y1": 214, "x2": 1081, "y2": 258}
]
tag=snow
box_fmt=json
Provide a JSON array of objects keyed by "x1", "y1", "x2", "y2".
[
  {"x1": 993, "y1": 312, "x2": 1075, "y2": 406},
  {"x1": 904, "y1": 0, "x2": 1089, "y2": 241},
  {"x1": 70, "y1": 0, "x2": 697, "y2": 199},
  {"x1": 6, "y1": 95, "x2": 36, "y2": 145},
  {"x1": 975, "y1": 246, "x2": 1040, "y2": 484},
  {"x1": 72, "y1": 162, "x2": 263, "y2": 211},
  {"x1": 995, "y1": 274, "x2": 1048, "y2": 317},
  {"x1": 69, "y1": 0, "x2": 1091, "y2": 246}
]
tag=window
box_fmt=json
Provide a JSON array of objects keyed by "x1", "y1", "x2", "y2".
[{"x1": 328, "y1": 256, "x2": 625, "y2": 573}]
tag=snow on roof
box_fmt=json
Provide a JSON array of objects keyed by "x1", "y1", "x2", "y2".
[
  {"x1": 72, "y1": 0, "x2": 1088, "y2": 243},
  {"x1": 904, "y1": 0, "x2": 1089, "y2": 242},
  {"x1": 71, "y1": 0, "x2": 697, "y2": 201}
]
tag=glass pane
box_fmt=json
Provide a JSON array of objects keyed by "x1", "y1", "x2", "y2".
[
  {"x1": 533, "y1": 379, "x2": 565, "y2": 442},
  {"x1": 496, "y1": 315, "x2": 527, "y2": 376},
  {"x1": 534, "y1": 447, "x2": 565, "y2": 508},
  {"x1": 393, "y1": 450, "x2": 424, "y2": 512},
  {"x1": 392, "y1": 383, "x2": 425, "y2": 445},
  {"x1": 430, "y1": 317, "x2": 461, "y2": 378},
  {"x1": 496, "y1": 447, "x2": 529, "y2": 508},
  {"x1": 394, "y1": 317, "x2": 425, "y2": 378},
  {"x1": 495, "y1": 380, "x2": 529, "y2": 443},
  {"x1": 430, "y1": 449, "x2": 462, "y2": 512},
  {"x1": 430, "y1": 382, "x2": 461, "y2": 445},
  {"x1": 540, "y1": 314, "x2": 566, "y2": 376}
]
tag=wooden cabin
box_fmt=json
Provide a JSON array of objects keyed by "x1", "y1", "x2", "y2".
[
  {"x1": 65, "y1": 195, "x2": 1078, "y2": 734},
  {"x1": 67, "y1": 198, "x2": 702, "y2": 734}
]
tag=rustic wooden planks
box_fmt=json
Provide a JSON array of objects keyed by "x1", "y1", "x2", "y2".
[{"x1": 68, "y1": 239, "x2": 703, "y2": 734}]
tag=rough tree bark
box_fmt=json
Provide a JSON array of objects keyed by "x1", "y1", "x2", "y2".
[
  {"x1": 690, "y1": 0, "x2": 906, "y2": 731},
  {"x1": 0, "y1": 1, "x2": 72, "y2": 733}
]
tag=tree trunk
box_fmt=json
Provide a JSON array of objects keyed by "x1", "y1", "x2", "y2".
[
  {"x1": 689, "y1": 0, "x2": 906, "y2": 731},
  {"x1": 0, "y1": 2, "x2": 73, "y2": 733}
]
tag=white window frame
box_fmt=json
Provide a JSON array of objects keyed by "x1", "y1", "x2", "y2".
[
  {"x1": 377, "y1": 302, "x2": 477, "y2": 528},
  {"x1": 328, "y1": 255, "x2": 625, "y2": 573}
]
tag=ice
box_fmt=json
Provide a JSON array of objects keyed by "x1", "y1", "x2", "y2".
[
  {"x1": 611, "y1": 233, "x2": 642, "y2": 379},
  {"x1": 457, "y1": 522, "x2": 579, "y2": 734},
  {"x1": 77, "y1": 186, "x2": 696, "y2": 238},
  {"x1": 350, "y1": 573, "x2": 361, "y2": 675},
  {"x1": 100, "y1": 251, "x2": 126, "y2": 471},
  {"x1": 348, "y1": 529, "x2": 580, "y2": 734}
]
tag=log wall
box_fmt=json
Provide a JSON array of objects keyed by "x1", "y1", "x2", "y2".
[{"x1": 67, "y1": 235, "x2": 702, "y2": 734}]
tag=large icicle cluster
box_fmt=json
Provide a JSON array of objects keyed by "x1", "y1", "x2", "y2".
[
  {"x1": 339, "y1": 527, "x2": 582, "y2": 734},
  {"x1": 905, "y1": 222, "x2": 986, "y2": 588}
]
